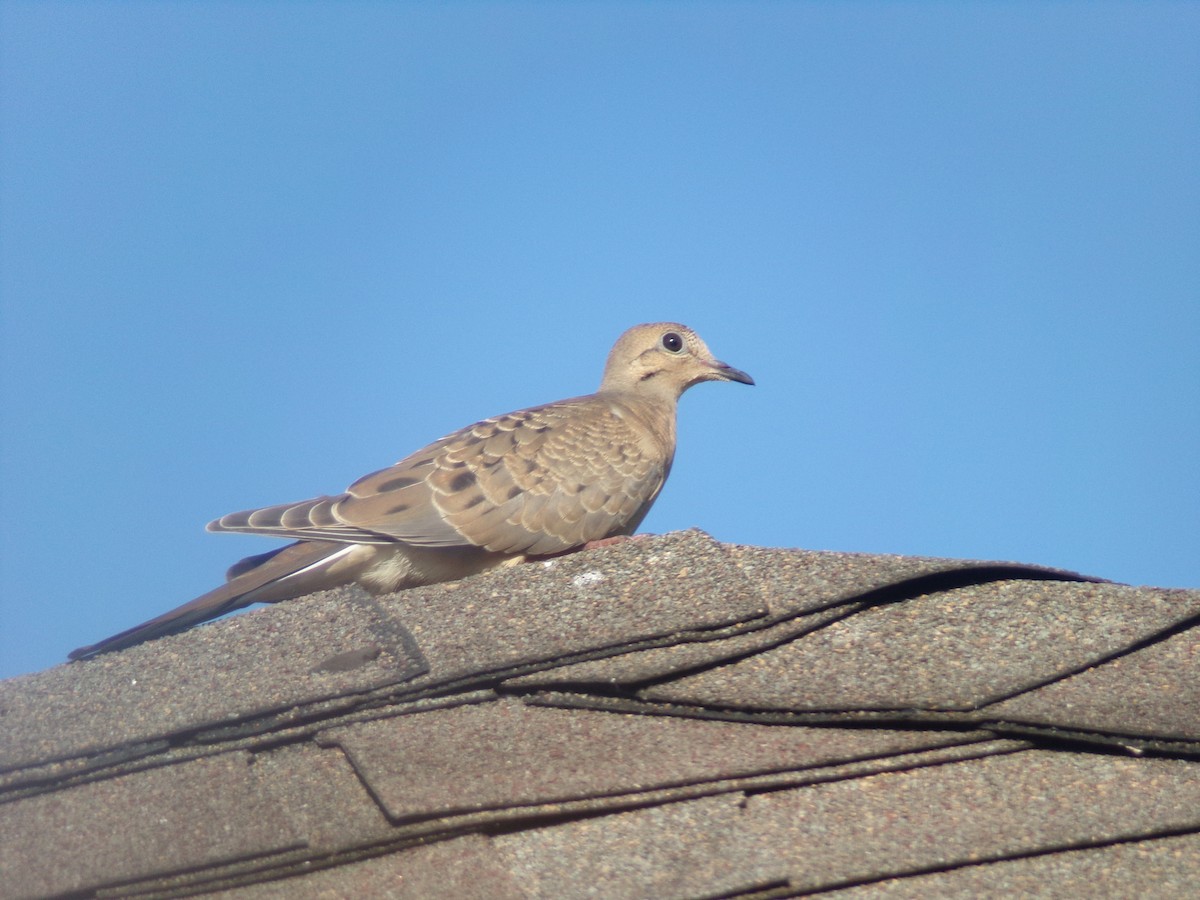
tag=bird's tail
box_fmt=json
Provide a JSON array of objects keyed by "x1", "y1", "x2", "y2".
[{"x1": 67, "y1": 541, "x2": 357, "y2": 660}]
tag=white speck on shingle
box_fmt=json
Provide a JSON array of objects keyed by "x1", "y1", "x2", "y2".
[{"x1": 572, "y1": 571, "x2": 606, "y2": 587}]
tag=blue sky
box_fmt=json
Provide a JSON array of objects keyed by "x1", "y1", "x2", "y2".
[{"x1": 2, "y1": 2, "x2": 1197, "y2": 680}]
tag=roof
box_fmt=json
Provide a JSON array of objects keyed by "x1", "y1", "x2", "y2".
[{"x1": 3, "y1": 529, "x2": 1198, "y2": 898}]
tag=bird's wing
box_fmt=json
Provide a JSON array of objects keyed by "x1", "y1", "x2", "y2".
[{"x1": 209, "y1": 395, "x2": 672, "y2": 557}]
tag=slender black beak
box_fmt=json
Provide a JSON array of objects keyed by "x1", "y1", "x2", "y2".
[{"x1": 711, "y1": 360, "x2": 755, "y2": 385}]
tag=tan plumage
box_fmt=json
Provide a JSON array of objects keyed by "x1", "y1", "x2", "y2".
[{"x1": 69, "y1": 323, "x2": 753, "y2": 660}]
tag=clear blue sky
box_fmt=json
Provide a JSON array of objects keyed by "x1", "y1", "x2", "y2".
[{"x1": 2, "y1": 3, "x2": 1197, "y2": 680}]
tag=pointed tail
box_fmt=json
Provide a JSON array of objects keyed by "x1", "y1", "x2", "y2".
[{"x1": 68, "y1": 541, "x2": 357, "y2": 660}]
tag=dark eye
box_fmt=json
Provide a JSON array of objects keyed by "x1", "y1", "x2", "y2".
[{"x1": 661, "y1": 332, "x2": 684, "y2": 353}]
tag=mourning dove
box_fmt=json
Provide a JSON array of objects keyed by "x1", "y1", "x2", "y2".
[{"x1": 68, "y1": 323, "x2": 753, "y2": 660}]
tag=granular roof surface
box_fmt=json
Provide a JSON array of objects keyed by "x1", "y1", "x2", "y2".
[{"x1": 2, "y1": 530, "x2": 1197, "y2": 898}]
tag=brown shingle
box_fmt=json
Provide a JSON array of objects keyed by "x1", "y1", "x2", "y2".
[
  {"x1": 640, "y1": 580, "x2": 1200, "y2": 711},
  {"x1": 0, "y1": 752, "x2": 302, "y2": 897},
  {"x1": 982, "y1": 623, "x2": 1200, "y2": 740},
  {"x1": 741, "y1": 751, "x2": 1200, "y2": 891},
  {"x1": 321, "y1": 697, "x2": 992, "y2": 824},
  {"x1": 0, "y1": 591, "x2": 426, "y2": 772}
]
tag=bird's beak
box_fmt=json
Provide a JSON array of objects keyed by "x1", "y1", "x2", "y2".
[{"x1": 708, "y1": 359, "x2": 755, "y2": 385}]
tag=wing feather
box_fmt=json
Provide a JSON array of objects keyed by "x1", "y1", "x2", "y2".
[{"x1": 210, "y1": 393, "x2": 672, "y2": 556}]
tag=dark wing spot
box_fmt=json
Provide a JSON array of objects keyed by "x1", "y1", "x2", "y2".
[
  {"x1": 450, "y1": 470, "x2": 477, "y2": 492},
  {"x1": 374, "y1": 476, "x2": 420, "y2": 492},
  {"x1": 385, "y1": 502, "x2": 411, "y2": 515},
  {"x1": 506, "y1": 485, "x2": 523, "y2": 500}
]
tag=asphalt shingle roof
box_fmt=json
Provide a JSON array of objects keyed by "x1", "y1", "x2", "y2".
[{"x1": 2, "y1": 529, "x2": 1197, "y2": 898}]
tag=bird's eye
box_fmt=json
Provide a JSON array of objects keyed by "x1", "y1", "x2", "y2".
[{"x1": 661, "y1": 332, "x2": 684, "y2": 353}]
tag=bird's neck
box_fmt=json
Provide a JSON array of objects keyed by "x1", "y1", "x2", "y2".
[{"x1": 599, "y1": 390, "x2": 678, "y2": 460}]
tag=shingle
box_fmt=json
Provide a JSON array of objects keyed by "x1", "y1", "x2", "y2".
[
  {"x1": 641, "y1": 581, "x2": 1200, "y2": 711},
  {"x1": 253, "y1": 742, "x2": 397, "y2": 853},
  {"x1": 217, "y1": 834, "x2": 529, "y2": 900},
  {"x1": 981, "y1": 623, "x2": 1200, "y2": 740},
  {"x1": 505, "y1": 546, "x2": 1100, "y2": 692},
  {"x1": 374, "y1": 530, "x2": 766, "y2": 685},
  {"x1": 502, "y1": 605, "x2": 859, "y2": 690},
  {"x1": 0, "y1": 531, "x2": 759, "y2": 779},
  {"x1": 0, "y1": 751, "x2": 302, "y2": 898},
  {"x1": 464, "y1": 746, "x2": 1200, "y2": 899},
  {"x1": 490, "y1": 793, "x2": 785, "y2": 900},
  {"x1": 0, "y1": 590, "x2": 425, "y2": 771},
  {"x1": 319, "y1": 697, "x2": 993, "y2": 824},
  {"x1": 818, "y1": 832, "x2": 1200, "y2": 898},
  {"x1": 724, "y1": 544, "x2": 1094, "y2": 617},
  {"x1": 742, "y1": 750, "x2": 1200, "y2": 892},
  {"x1": 3, "y1": 532, "x2": 1198, "y2": 898}
]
